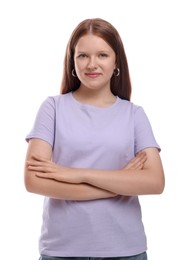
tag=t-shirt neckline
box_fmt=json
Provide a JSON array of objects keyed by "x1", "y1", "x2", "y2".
[{"x1": 70, "y1": 92, "x2": 119, "y2": 111}]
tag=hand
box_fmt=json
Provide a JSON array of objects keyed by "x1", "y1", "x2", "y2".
[
  {"x1": 123, "y1": 151, "x2": 147, "y2": 170},
  {"x1": 27, "y1": 155, "x2": 83, "y2": 184}
]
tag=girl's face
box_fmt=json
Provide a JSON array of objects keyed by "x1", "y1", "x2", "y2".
[{"x1": 74, "y1": 34, "x2": 116, "y2": 92}]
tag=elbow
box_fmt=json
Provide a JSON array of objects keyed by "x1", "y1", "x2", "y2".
[
  {"x1": 159, "y1": 180, "x2": 165, "y2": 194},
  {"x1": 155, "y1": 183, "x2": 165, "y2": 195},
  {"x1": 154, "y1": 176, "x2": 165, "y2": 195},
  {"x1": 25, "y1": 182, "x2": 33, "y2": 194},
  {"x1": 24, "y1": 171, "x2": 37, "y2": 194},
  {"x1": 24, "y1": 177, "x2": 33, "y2": 193}
]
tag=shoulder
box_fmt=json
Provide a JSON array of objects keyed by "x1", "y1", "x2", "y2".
[
  {"x1": 47, "y1": 92, "x2": 71, "y2": 103},
  {"x1": 117, "y1": 97, "x2": 143, "y2": 114},
  {"x1": 42, "y1": 93, "x2": 72, "y2": 108}
]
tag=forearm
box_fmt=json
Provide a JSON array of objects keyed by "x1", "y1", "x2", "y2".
[
  {"x1": 26, "y1": 147, "x2": 164, "y2": 197},
  {"x1": 25, "y1": 171, "x2": 116, "y2": 200},
  {"x1": 79, "y1": 148, "x2": 164, "y2": 196},
  {"x1": 82, "y1": 168, "x2": 164, "y2": 196}
]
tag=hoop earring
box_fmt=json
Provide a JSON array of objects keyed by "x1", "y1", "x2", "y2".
[
  {"x1": 72, "y1": 69, "x2": 77, "y2": 77},
  {"x1": 114, "y1": 68, "x2": 120, "y2": 77}
]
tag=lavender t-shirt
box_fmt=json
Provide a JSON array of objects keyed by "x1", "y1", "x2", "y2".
[{"x1": 26, "y1": 92, "x2": 160, "y2": 257}]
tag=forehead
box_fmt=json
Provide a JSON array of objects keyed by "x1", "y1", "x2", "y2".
[{"x1": 75, "y1": 34, "x2": 113, "y2": 52}]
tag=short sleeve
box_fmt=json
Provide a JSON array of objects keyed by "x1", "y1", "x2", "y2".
[
  {"x1": 134, "y1": 106, "x2": 160, "y2": 154},
  {"x1": 25, "y1": 97, "x2": 55, "y2": 147}
]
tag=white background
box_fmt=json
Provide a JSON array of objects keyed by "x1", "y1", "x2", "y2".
[{"x1": 0, "y1": 0, "x2": 189, "y2": 259}]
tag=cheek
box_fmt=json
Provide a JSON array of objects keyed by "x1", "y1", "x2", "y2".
[
  {"x1": 107, "y1": 58, "x2": 116, "y2": 70},
  {"x1": 75, "y1": 62, "x2": 85, "y2": 73},
  {"x1": 107, "y1": 64, "x2": 115, "y2": 76},
  {"x1": 74, "y1": 63, "x2": 85, "y2": 81}
]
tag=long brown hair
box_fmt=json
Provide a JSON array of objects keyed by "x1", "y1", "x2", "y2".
[{"x1": 60, "y1": 18, "x2": 132, "y2": 101}]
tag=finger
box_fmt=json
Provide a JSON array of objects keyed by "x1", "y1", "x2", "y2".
[
  {"x1": 31, "y1": 154, "x2": 49, "y2": 163},
  {"x1": 124, "y1": 151, "x2": 147, "y2": 170},
  {"x1": 28, "y1": 165, "x2": 46, "y2": 172},
  {"x1": 27, "y1": 163, "x2": 54, "y2": 173},
  {"x1": 27, "y1": 160, "x2": 52, "y2": 168},
  {"x1": 136, "y1": 154, "x2": 147, "y2": 164},
  {"x1": 36, "y1": 172, "x2": 65, "y2": 183},
  {"x1": 136, "y1": 152, "x2": 147, "y2": 160},
  {"x1": 124, "y1": 156, "x2": 147, "y2": 170},
  {"x1": 130, "y1": 156, "x2": 146, "y2": 167},
  {"x1": 36, "y1": 172, "x2": 53, "y2": 179},
  {"x1": 27, "y1": 160, "x2": 42, "y2": 166}
]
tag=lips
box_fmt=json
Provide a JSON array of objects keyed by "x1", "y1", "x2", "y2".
[{"x1": 85, "y1": 73, "x2": 101, "y2": 78}]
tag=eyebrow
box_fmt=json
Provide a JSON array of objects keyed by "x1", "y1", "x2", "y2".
[{"x1": 76, "y1": 50, "x2": 111, "y2": 53}]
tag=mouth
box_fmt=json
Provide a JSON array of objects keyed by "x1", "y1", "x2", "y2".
[{"x1": 85, "y1": 73, "x2": 101, "y2": 78}]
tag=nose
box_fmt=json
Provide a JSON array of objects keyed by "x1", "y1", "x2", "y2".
[{"x1": 87, "y1": 57, "x2": 97, "y2": 70}]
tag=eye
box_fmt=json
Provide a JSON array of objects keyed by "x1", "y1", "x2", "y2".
[
  {"x1": 78, "y1": 53, "x2": 87, "y2": 58},
  {"x1": 99, "y1": 53, "x2": 108, "y2": 58}
]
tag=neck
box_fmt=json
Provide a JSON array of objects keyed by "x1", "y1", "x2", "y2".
[{"x1": 73, "y1": 87, "x2": 116, "y2": 108}]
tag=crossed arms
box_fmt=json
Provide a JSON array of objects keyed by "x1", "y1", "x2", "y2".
[{"x1": 24, "y1": 139, "x2": 165, "y2": 200}]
